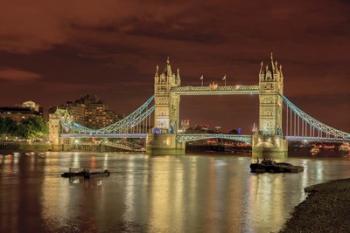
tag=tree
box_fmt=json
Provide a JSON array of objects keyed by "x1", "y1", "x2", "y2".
[
  {"x1": 0, "y1": 116, "x2": 48, "y2": 139},
  {"x1": 229, "y1": 129, "x2": 238, "y2": 134},
  {"x1": 20, "y1": 116, "x2": 48, "y2": 139},
  {"x1": 0, "y1": 118, "x2": 17, "y2": 136}
]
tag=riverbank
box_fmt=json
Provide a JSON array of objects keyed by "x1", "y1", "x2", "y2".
[
  {"x1": 0, "y1": 143, "x2": 129, "y2": 153},
  {"x1": 280, "y1": 178, "x2": 350, "y2": 233}
]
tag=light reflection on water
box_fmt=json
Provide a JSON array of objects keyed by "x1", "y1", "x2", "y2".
[{"x1": 1, "y1": 152, "x2": 350, "y2": 233}]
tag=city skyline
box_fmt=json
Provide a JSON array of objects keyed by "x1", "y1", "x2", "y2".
[{"x1": 0, "y1": 0, "x2": 349, "y2": 132}]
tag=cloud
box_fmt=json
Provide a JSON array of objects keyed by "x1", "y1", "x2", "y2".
[
  {"x1": 0, "y1": 68, "x2": 41, "y2": 81},
  {"x1": 0, "y1": 0, "x2": 195, "y2": 53},
  {"x1": 0, "y1": 0, "x2": 349, "y2": 56}
]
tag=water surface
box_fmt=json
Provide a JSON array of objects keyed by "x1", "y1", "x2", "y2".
[{"x1": 1, "y1": 152, "x2": 350, "y2": 233}]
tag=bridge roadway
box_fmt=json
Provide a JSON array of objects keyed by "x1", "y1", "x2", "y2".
[
  {"x1": 285, "y1": 136, "x2": 350, "y2": 143},
  {"x1": 71, "y1": 141, "x2": 145, "y2": 152},
  {"x1": 61, "y1": 133, "x2": 251, "y2": 142},
  {"x1": 171, "y1": 85, "x2": 259, "y2": 95},
  {"x1": 61, "y1": 133, "x2": 349, "y2": 144},
  {"x1": 176, "y1": 134, "x2": 252, "y2": 143},
  {"x1": 61, "y1": 133, "x2": 147, "y2": 139}
]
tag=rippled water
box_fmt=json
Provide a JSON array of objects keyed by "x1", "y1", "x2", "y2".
[{"x1": 1, "y1": 152, "x2": 350, "y2": 233}]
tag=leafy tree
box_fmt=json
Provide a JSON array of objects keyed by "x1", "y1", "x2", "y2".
[
  {"x1": 20, "y1": 117, "x2": 48, "y2": 138},
  {"x1": 229, "y1": 129, "x2": 238, "y2": 134},
  {"x1": 0, "y1": 116, "x2": 48, "y2": 139},
  {"x1": 0, "y1": 118, "x2": 17, "y2": 136}
]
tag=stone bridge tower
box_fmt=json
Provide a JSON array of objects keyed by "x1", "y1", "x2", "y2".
[
  {"x1": 48, "y1": 112, "x2": 61, "y2": 145},
  {"x1": 252, "y1": 54, "x2": 288, "y2": 160},
  {"x1": 48, "y1": 108, "x2": 72, "y2": 146},
  {"x1": 153, "y1": 58, "x2": 181, "y2": 133},
  {"x1": 146, "y1": 58, "x2": 184, "y2": 155},
  {"x1": 259, "y1": 53, "x2": 283, "y2": 135}
]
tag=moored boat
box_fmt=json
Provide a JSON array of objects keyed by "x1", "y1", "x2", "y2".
[
  {"x1": 61, "y1": 168, "x2": 110, "y2": 179},
  {"x1": 250, "y1": 160, "x2": 303, "y2": 173}
]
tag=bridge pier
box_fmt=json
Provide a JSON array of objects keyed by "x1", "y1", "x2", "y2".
[
  {"x1": 252, "y1": 133, "x2": 288, "y2": 161},
  {"x1": 146, "y1": 133, "x2": 185, "y2": 155}
]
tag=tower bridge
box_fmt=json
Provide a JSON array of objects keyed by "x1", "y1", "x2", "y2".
[{"x1": 49, "y1": 54, "x2": 350, "y2": 159}]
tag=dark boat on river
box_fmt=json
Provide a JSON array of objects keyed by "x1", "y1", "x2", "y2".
[
  {"x1": 250, "y1": 160, "x2": 303, "y2": 173},
  {"x1": 61, "y1": 168, "x2": 110, "y2": 179}
]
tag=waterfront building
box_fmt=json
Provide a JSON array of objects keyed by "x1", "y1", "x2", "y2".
[
  {"x1": 180, "y1": 119, "x2": 190, "y2": 132},
  {"x1": 214, "y1": 126, "x2": 222, "y2": 133},
  {"x1": 22, "y1": 101, "x2": 41, "y2": 112},
  {"x1": 0, "y1": 101, "x2": 43, "y2": 122},
  {"x1": 50, "y1": 94, "x2": 120, "y2": 129}
]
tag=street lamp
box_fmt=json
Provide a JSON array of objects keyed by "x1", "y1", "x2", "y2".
[
  {"x1": 222, "y1": 75, "x2": 226, "y2": 86},
  {"x1": 200, "y1": 75, "x2": 204, "y2": 86}
]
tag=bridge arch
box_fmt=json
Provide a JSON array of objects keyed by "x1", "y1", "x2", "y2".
[{"x1": 176, "y1": 134, "x2": 252, "y2": 144}]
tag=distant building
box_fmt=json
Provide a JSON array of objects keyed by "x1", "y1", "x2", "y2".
[
  {"x1": 186, "y1": 124, "x2": 211, "y2": 133},
  {"x1": 214, "y1": 126, "x2": 222, "y2": 133},
  {"x1": 50, "y1": 94, "x2": 120, "y2": 129},
  {"x1": 200, "y1": 125, "x2": 210, "y2": 132},
  {"x1": 0, "y1": 101, "x2": 43, "y2": 122},
  {"x1": 22, "y1": 101, "x2": 40, "y2": 112},
  {"x1": 180, "y1": 119, "x2": 190, "y2": 131}
]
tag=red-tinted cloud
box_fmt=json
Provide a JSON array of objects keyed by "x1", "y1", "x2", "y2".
[
  {"x1": 0, "y1": 0, "x2": 193, "y2": 53},
  {"x1": 0, "y1": 68, "x2": 41, "y2": 81}
]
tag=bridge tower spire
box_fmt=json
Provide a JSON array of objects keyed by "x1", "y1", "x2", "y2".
[
  {"x1": 147, "y1": 57, "x2": 184, "y2": 155},
  {"x1": 253, "y1": 53, "x2": 288, "y2": 160},
  {"x1": 153, "y1": 57, "x2": 181, "y2": 132},
  {"x1": 258, "y1": 53, "x2": 284, "y2": 135}
]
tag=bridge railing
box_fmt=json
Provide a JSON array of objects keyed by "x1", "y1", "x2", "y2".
[
  {"x1": 171, "y1": 85, "x2": 260, "y2": 95},
  {"x1": 282, "y1": 95, "x2": 349, "y2": 139},
  {"x1": 176, "y1": 133, "x2": 252, "y2": 144}
]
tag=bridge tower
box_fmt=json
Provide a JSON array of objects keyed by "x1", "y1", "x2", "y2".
[
  {"x1": 153, "y1": 57, "x2": 181, "y2": 132},
  {"x1": 252, "y1": 54, "x2": 288, "y2": 160},
  {"x1": 48, "y1": 112, "x2": 61, "y2": 145},
  {"x1": 146, "y1": 58, "x2": 185, "y2": 155},
  {"x1": 48, "y1": 108, "x2": 72, "y2": 147}
]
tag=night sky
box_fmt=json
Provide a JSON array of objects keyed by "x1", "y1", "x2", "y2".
[{"x1": 0, "y1": 0, "x2": 349, "y2": 132}]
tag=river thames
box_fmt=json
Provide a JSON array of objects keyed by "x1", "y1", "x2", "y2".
[{"x1": 1, "y1": 153, "x2": 350, "y2": 233}]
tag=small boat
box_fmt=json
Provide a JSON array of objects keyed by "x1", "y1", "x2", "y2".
[
  {"x1": 250, "y1": 160, "x2": 304, "y2": 173},
  {"x1": 61, "y1": 168, "x2": 110, "y2": 179}
]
